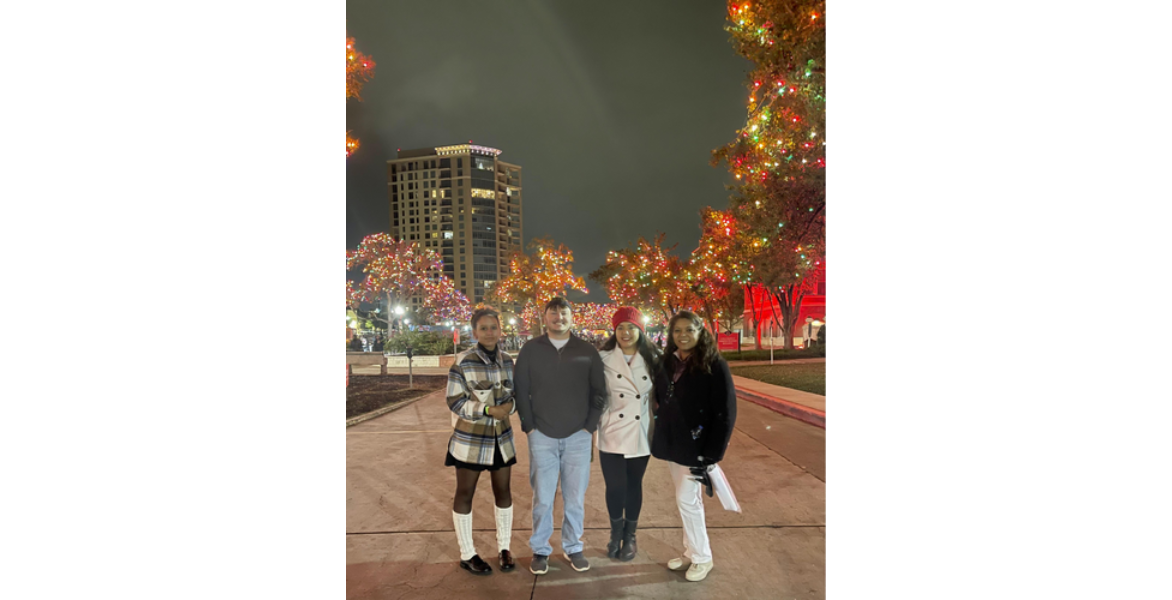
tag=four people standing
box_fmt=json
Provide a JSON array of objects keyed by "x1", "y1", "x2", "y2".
[{"x1": 443, "y1": 303, "x2": 739, "y2": 582}]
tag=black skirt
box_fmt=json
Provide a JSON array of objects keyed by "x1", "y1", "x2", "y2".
[{"x1": 445, "y1": 440, "x2": 517, "y2": 472}]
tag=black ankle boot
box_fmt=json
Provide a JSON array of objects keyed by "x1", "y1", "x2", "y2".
[
  {"x1": 619, "y1": 519, "x2": 638, "y2": 561},
  {"x1": 607, "y1": 518, "x2": 625, "y2": 559}
]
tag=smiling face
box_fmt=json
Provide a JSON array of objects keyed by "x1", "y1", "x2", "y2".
[
  {"x1": 473, "y1": 315, "x2": 501, "y2": 350},
  {"x1": 544, "y1": 306, "x2": 573, "y2": 337},
  {"x1": 671, "y1": 319, "x2": 701, "y2": 355},
  {"x1": 615, "y1": 322, "x2": 641, "y2": 352}
]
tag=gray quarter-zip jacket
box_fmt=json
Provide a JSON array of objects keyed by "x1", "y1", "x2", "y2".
[{"x1": 514, "y1": 333, "x2": 608, "y2": 438}]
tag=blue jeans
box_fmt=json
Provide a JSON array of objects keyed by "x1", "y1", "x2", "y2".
[{"x1": 527, "y1": 428, "x2": 592, "y2": 556}]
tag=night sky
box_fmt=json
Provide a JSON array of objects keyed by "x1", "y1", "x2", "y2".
[{"x1": 346, "y1": 0, "x2": 754, "y2": 303}]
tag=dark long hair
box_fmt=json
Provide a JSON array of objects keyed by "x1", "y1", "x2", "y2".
[
  {"x1": 664, "y1": 310, "x2": 720, "y2": 375},
  {"x1": 601, "y1": 326, "x2": 662, "y2": 371}
]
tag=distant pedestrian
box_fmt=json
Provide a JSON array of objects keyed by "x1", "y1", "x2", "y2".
[
  {"x1": 349, "y1": 335, "x2": 363, "y2": 352},
  {"x1": 373, "y1": 335, "x2": 385, "y2": 353},
  {"x1": 653, "y1": 310, "x2": 737, "y2": 582},
  {"x1": 445, "y1": 307, "x2": 518, "y2": 576},
  {"x1": 816, "y1": 318, "x2": 826, "y2": 346},
  {"x1": 597, "y1": 307, "x2": 661, "y2": 562}
]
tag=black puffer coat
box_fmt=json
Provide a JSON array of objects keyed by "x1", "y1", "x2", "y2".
[{"x1": 651, "y1": 353, "x2": 737, "y2": 467}]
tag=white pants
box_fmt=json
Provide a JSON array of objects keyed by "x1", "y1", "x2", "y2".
[{"x1": 668, "y1": 461, "x2": 712, "y2": 563}]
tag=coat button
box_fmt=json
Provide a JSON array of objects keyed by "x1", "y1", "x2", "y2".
[
  {"x1": 636, "y1": 395, "x2": 641, "y2": 399},
  {"x1": 635, "y1": 415, "x2": 640, "y2": 420},
  {"x1": 617, "y1": 374, "x2": 622, "y2": 378},
  {"x1": 619, "y1": 413, "x2": 624, "y2": 418},
  {"x1": 643, "y1": 376, "x2": 648, "y2": 380},
  {"x1": 619, "y1": 394, "x2": 624, "y2": 398}
]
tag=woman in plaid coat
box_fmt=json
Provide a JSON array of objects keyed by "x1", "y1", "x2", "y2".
[{"x1": 445, "y1": 306, "x2": 518, "y2": 576}]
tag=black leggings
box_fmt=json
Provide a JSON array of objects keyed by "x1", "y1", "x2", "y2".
[{"x1": 598, "y1": 451, "x2": 650, "y2": 521}]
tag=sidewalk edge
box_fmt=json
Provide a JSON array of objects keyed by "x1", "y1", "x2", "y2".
[
  {"x1": 346, "y1": 391, "x2": 435, "y2": 428},
  {"x1": 735, "y1": 386, "x2": 826, "y2": 429}
]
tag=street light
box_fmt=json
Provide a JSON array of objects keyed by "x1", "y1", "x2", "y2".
[{"x1": 394, "y1": 306, "x2": 404, "y2": 316}]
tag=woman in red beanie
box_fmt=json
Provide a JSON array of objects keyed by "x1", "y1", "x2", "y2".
[{"x1": 596, "y1": 306, "x2": 662, "y2": 561}]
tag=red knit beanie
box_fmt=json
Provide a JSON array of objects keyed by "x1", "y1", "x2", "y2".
[{"x1": 611, "y1": 306, "x2": 644, "y2": 332}]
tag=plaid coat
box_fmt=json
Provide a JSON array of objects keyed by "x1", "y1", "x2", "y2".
[{"x1": 446, "y1": 345, "x2": 517, "y2": 465}]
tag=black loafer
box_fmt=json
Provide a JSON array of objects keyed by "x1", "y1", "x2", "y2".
[
  {"x1": 460, "y1": 554, "x2": 493, "y2": 576},
  {"x1": 499, "y1": 549, "x2": 515, "y2": 572}
]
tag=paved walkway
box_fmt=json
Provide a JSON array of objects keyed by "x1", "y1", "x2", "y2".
[{"x1": 346, "y1": 389, "x2": 826, "y2": 599}]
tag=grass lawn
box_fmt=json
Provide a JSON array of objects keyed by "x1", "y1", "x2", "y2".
[
  {"x1": 721, "y1": 346, "x2": 824, "y2": 362},
  {"x1": 730, "y1": 363, "x2": 825, "y2": 396}
]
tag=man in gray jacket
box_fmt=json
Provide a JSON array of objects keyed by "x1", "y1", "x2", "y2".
[{"x1": 515, "y1": 297, "x2": 607, "y2": 575}]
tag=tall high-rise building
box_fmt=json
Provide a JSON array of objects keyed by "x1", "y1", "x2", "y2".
[{"x1": 387, "y1": 144, "x2": 523, "y2": 309}]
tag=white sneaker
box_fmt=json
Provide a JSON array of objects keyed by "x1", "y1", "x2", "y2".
[
  {"x1": 685, "y1": 561, "x2": 714, "y2": 581},
  {"x1": 667, "y1": 557, "x2": 689, "y2": 571}
]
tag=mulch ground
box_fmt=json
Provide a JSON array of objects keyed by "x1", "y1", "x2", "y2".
[{"x1": 346, "y1": 375, "x2": 448, "y2": 420}]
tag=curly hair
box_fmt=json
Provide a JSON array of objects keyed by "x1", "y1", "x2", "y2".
[
  {"x1": 469, "y1": 306, "x2": 500, "y2": 330},
  {"x1": 664, "y1": 310, "x2": 719, "y2": 375}
]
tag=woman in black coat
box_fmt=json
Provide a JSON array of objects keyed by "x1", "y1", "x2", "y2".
[{"x1": 651, "y1": 310, "x2": 737, "y2": 582}]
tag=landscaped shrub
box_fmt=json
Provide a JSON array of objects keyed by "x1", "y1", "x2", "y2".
[{"x1": 384, "y1": 330, "x2": 473, "y2": 355}]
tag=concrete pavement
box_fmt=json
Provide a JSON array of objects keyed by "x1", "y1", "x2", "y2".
[{"x1": 347, "y1": 388, "x2": 825, "y2": 599}]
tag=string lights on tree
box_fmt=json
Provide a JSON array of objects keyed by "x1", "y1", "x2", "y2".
[
  {"x1": 345, "y1": 233, "x2": 468, "y2": 331},
  {"x1": 707, "y1": 0, "x2": 826, "y2": 349},
  {"x1": 345, "y1": 34, "x2": 375, "y2": 157},
  {"x1": 589, "y1": 233, "x2": 693, "y2": 323},
  {"x1": 489, "y1": 236, "x2": 588, "y2": 334}
]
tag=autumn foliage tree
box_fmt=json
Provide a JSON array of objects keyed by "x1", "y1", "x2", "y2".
[
  {"x1": 710, "y1": 0, "x2": 826, "y2": 349},
  {"x1": 589, "y1": 233, "x2": 693, "y2": 323},
  {"x1": 346, "y1": 34, "x2": 375, "y2": 157},
  {"x1": 490, "y1": 236, "x2": 588, "y2": 334},
  {"x1": 346, "y1": 233, "x2": 468, "y2": 331},
  {"x1": 687, "y1": 208, "x2": 757, "y2": 334}
]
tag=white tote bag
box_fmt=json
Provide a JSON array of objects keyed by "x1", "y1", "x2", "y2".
[{"x1": 710, "y1": 464, "x2": 742, "y2": 513}]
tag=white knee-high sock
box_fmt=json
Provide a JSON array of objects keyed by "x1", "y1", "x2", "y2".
[
  {"x1": 453, "y1": 510, "x2": 477, "y2": 561},
  {"x1": 494, "y1": 505, "x2": 513, "y2": 552}
]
